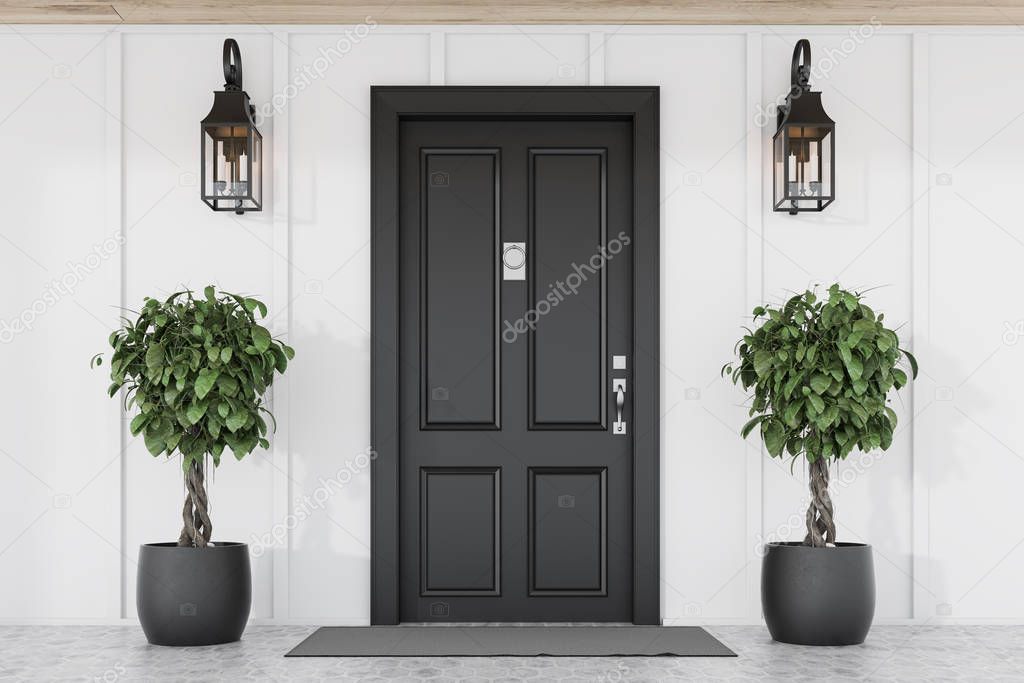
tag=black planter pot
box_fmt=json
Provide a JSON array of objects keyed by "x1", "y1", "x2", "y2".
[
  {"x1": 137, "y1": 542, "x2": 252, "y2": 646},
  {"x1": 761, "y1": 541, "x2": 875, "y2": 646}
]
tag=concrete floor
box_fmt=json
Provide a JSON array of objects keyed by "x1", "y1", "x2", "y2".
[{"x1": 1, "y1": 624, "x2": 1021, "y2": 681}]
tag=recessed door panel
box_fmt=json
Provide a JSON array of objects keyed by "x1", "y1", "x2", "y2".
[
  {"x1": 529, "y1": 150, "x2": 607, "y2": 429},
  {"x1": 421, "y1": 150, "x2": 501, "y2": 429},
  {"x1": 529, "y1": 467, "x2": 607, "y2": 595},
  {"x1": 420, "y1": 467, "x2": 501, "y2": 594}
]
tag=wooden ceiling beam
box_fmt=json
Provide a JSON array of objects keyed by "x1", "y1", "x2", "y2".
[{"x1": 2, "y1": 0, "x2": 1024, "y2": 25}]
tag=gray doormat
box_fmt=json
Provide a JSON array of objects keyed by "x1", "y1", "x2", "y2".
[{"x1": 286, "y1": 626, "x2": 736, "y2": 657}]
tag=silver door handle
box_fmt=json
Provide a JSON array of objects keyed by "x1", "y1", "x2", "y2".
[{"x1": 613, "y1": 379, "x2": 626, "y2": 435}]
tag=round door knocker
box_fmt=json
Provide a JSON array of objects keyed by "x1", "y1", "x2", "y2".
[{"x1": 502, "y1": 244, "x2": 526, "y2": 270}]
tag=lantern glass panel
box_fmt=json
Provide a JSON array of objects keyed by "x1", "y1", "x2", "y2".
[
  {"x1": 250, "y1": 128, "x2": 262, "y2": 209},
  {"x1": 774, "y1": 133, "x2": 785, "y2": 207},
  {"x1": 780, "y1": 124, "x2": 833, "y2": 211},
  {"x1": 202, "y1": 124, "x2": 261, "y2": 212}
]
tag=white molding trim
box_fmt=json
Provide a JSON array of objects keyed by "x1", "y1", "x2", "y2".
[
  {"x1": 430, "y1": 31, "x2": 445, "y2": 84},
  {"x1": 910, "y1": 31, "x2": 932, "y2": 623},
  {"x1": 104, "y1": 28, "x2": 126, "y2": 621},
  {"x1": 587, "y1": 31, "x2": 605, "y2": 85},
  {"x1": 270, "y1": 30, "x2": 293, "y2": 621},
  {"x1": 743, "y1": 30, "x2": 765, "y2": 622}
]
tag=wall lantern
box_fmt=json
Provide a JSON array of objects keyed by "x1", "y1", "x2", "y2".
[
  {"x1": 773, "y1": 39, "x2": 835, "y2": 214},
  {"x1": 201, "y1": 39, "x2": 262, "y2": 214}
]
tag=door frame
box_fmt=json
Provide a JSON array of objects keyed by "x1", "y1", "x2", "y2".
[{"x1": 370, "y1": 86, "x2": 660, "y2": 625}]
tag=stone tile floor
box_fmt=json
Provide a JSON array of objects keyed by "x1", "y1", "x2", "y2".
[{"x1": 1, "y1": 624, "x2": 1021, "y2": 681}]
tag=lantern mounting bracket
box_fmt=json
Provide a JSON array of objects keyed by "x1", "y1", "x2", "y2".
[
  {"x1": 790, "y1": 38, "x2": 811, "y2": 94},
  {"x1": 779, "y1": 38, "x2": 812, "y2": 129},
  {"x1": 223, "y1": 38, "x2": 243, "y2": 92}
]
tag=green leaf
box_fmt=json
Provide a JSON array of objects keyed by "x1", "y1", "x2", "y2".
[
  {"x1": 245, "y1": 297, "x2": 269, "y2": 318},
  {"x1": 783, "y1": 373, "x2": 802, "y2": 399},
  {"x1": 271, "y1": 346, "x2": 288, "y2": 373},
  {"x1": 143, "y1": 430, "x2": 166, "y2": 457},
  {"x1": 893, "y1": 368, "x2": 908, "y2": 388},
  {"x1": 195, "y1": 369, "x2": 220, "y2": 400},
  {"x1": 838, "y1": 343, "x2": 852, "y2": 366},
  {"x1": 204, "y1": 285, "x2": 216, "y2": 302},
  {"x1": 130, "y1": 413, "x2": 149, "y2": 436},
  {"x1": 753, "y1": 350, "x2": 773, "y2": 378},
  {"x1": 144, "y1": 343, "x2": 164, "y2": 373},
  {"x1": 763, "y1": 421, "x2": 786, "y2": 457},
  {"x1": 852, "y1": 319, "x2": 876, "y2": 335},
  {"x1": 845, "y1": 355, "x2": 864, "y2": 381},
  {"x1": 218, "y1": 402, "x2": 230, "y2": 418},
  {"x1": 186, "y1": 401, "x2": 209, "y2": 425},
  {"x1": 810, "y1": 373, "x2": 831, "y2": 394},
  {"x1": 220, "y1": 347, "x2": 232, "y2": 363},
  {"x1": 251, "y1": 325, "x2": 272, "y2": 353},
  {"x1": 885, "y1": 406, "x2": 898, "y2": 427},
  {"x1": 805, "y1": 344, "x2": 817, "y2": 364},
  {"x1": 217, "y1": 375, "x2": 239, "y2": 396},
  {"x1": 740, "y1": 415, "x2": 765, "y2": 438},
  {"x1": 807, "y1": 393, "x2": 825, "y2": 414},
  {"x1": 225, "y1": 411, "x2": 248, "y2": 433},
  {"x1": 901, "y1": 349, "x2": 919, "y2": 379},
  {"x1": 783, "y1": 400, "x2": 803, "y2": 428},
  {"x1": 165, "y1": 432, "x2": 181, "y2": 452}
]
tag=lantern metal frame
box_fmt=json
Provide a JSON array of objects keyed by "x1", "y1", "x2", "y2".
[
  {"x1": 200, "y1": 39, "x2": 263, "y2": 215},
  {"x1": 772, "y1": 39, "x2": 836, "y2": 215}
]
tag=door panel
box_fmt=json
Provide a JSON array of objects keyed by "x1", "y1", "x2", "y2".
[
  {"x1": 399, "y1": 119, "x2": 634, "y2": 622},
  {"x1": 419, "y1": 150, "x2": 501, "y2": 429},
  {"x1": 420, "y1": 467, "x2": 501, "y2": 594},
  {"x1": 529, "y1": 467, "x2": 607, "y2": 595},
  {"x1": 529, "y1": 150, "x2": 607, "y2": 429}
]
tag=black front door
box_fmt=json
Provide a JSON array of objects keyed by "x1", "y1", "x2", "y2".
[
  {"x1": 371, "y1": 87, "x2": 660, "y2": 626},
  {"x1": 397, "y1": 118, "x2": 634, "y2": 622}
]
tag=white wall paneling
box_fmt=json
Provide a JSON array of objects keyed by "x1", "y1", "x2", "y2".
[
  {"x1": 1, "y1": 24, "x2": 1022, "y2": 625},
  {"x1": 922, "y1": 34, "x2": 1024, "y2": 622}
]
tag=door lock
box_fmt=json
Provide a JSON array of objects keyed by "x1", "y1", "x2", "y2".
[{"x1": 613, "y1": 378, "x2": 626, "y2": 435}]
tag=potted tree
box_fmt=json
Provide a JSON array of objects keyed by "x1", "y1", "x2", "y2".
[
  {"x1": 723, "y1": 285, "x2": 916, "y2": 645},
  {"x1": 93, "y1": 287, "x2": 293, "y2": 646}
]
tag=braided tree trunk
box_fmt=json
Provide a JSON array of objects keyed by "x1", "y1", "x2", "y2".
[
  {"x1": 804, "y1": 457, "x2": 836, "y2": 548},
  {"x1": 177, "y1": 459, "x2": 212, "y2": 548}
]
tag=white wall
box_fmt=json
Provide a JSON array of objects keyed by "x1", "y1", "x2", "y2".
[{"x1": 0, "y1": 23, "x2": 1020, "y2": 625}]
